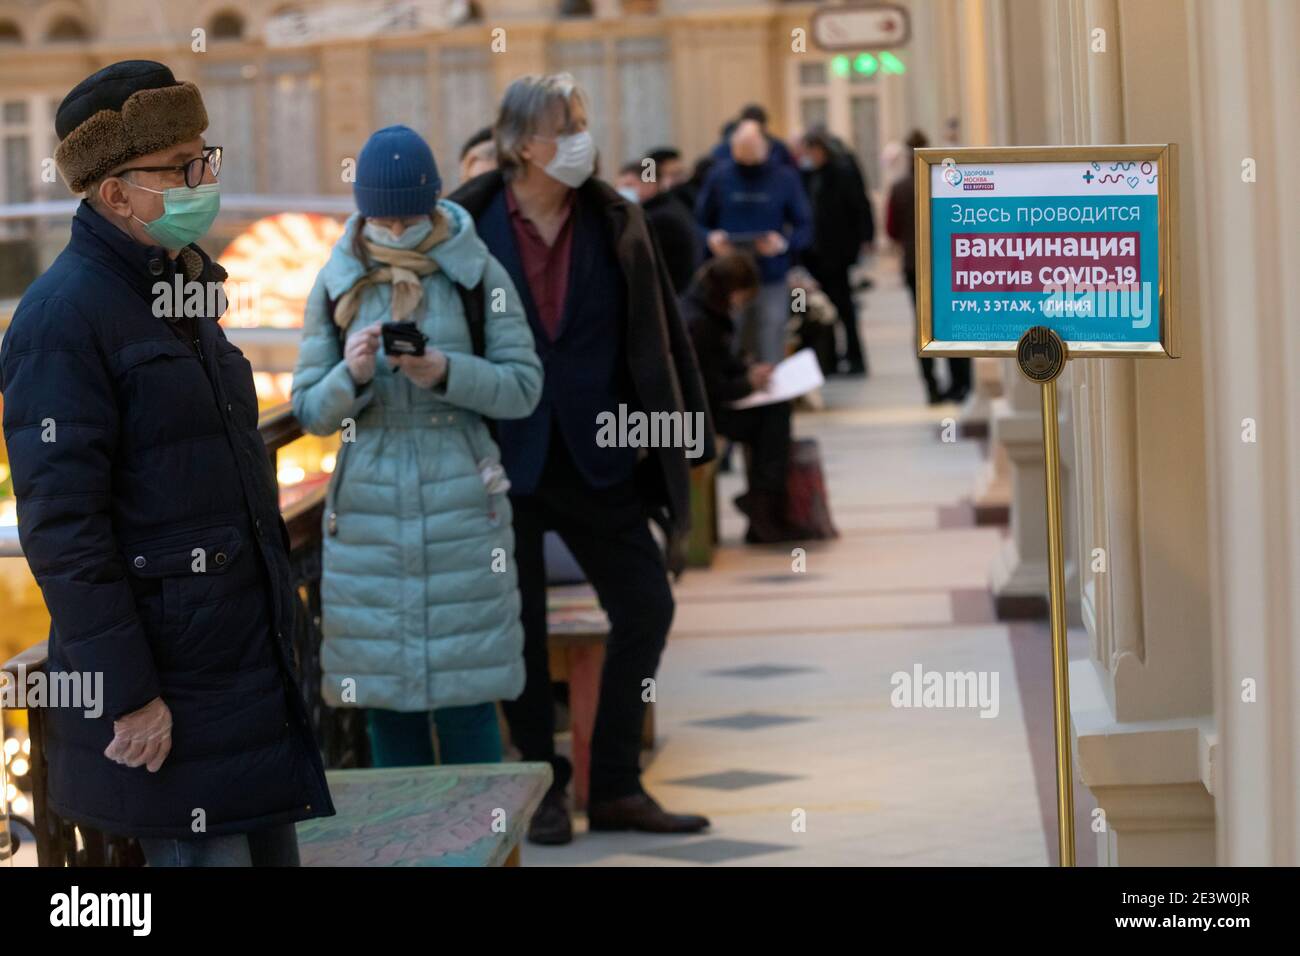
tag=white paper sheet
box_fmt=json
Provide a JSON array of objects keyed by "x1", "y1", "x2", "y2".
[{"x1": 728, "y1": 347, "x2": 825, "y2": 409}]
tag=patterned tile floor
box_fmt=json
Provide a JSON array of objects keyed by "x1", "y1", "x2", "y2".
[{"x1": 525, "y1": 260, "x2": 1096, "y2": 867}]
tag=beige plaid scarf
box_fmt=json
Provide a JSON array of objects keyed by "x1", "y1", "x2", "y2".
[{"x1": 331, "y1": 210, "x2": 452, "y2": 333}]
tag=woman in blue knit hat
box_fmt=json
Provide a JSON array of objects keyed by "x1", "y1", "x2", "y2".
[{"x1": 292, "y1": 125, "x2": 542, "y2": 766}]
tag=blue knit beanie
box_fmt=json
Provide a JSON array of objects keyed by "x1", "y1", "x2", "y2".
[{"x1": 353, "y1": 125, "x2": 441, "y2": 218}]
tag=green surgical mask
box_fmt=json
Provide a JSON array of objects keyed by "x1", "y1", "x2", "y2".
[{"x1": 125, "y1": 180, "x2": 221, "y2": 249}]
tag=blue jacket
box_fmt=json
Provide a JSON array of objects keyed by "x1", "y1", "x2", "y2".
[
  {"x1": 695, "y1": 158, "x2": 813, "y2": 283},
  {"x1": 0, "y1": 202, "x2": 333, "y2": 838},
  {"x1": 292, "y1": 201, "x2": 542, "y2": 712}
]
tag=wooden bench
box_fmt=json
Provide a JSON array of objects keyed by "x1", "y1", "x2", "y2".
[
  {"x1": 546, "y1": 585, "x2": 656, "y2": 810},
  {"x1": 296, "y1": 762, "x2": 552, "y2": 866}
]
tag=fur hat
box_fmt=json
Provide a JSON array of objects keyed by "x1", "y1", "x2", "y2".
[{"x1": 54, "y1": 60, "x2": 208, "y2": 194}]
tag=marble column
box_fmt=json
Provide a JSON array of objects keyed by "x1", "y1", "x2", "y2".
[
  {"x1": 1188, "y1": 0, "x2": 1300, "y2": 866},
  {"x1": 1050, "y1": 0, "x2": 1217, "y2": 865}
]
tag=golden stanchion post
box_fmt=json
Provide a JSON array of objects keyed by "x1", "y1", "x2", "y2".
[{"x1": 1016, "y1": 326, "x2": 1075, "y2": 867}]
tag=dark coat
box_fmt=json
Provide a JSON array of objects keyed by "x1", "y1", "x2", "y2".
[
  {"x1": 888, "y1": 173, "x2": 917, "y2": 273},
  {"x1": 468, "y1": 182, "x2": 637, "y2": 496},
  {"x1": 801, "y1": 151, "x2": 875, "y2": 274},
  {"x1": 642, "y1": 190, "x2": 701, "y2": 295},
  {"x1": 0, "y1": 202, "x2": 333, "y2": 839},
  {"x1": 449, "y1": 171, "x2": 715, "y2": 535},
  {"x1": 680, "y1": 285, "x2": 754, "y2": 438}
]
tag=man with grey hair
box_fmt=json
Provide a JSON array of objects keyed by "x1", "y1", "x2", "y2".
[{"x1": 451, "y1": 73, "x2": 714, "y2": 845}]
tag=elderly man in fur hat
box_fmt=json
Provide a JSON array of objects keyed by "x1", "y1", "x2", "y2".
[{"x1": 0, "y1": 60, "x2": 333, "y2": 866}]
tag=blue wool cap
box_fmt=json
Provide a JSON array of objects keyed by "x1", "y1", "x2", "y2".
[{"x1": 353, "y1": 125, "x2": 441, "y2": 217}]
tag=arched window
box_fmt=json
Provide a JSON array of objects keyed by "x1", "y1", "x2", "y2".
[
  {"x1": 209, "y1": 10, "x2": 245, "y2": 41},
  {"x1": 45, "y1": 15, "x2": 88, "y2": 42},
  {"x1": 0, "y1": 19, "x2": 22, "y2": 44}
]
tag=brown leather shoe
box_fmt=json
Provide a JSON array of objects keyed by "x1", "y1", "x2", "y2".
[{"x1": 587, "y1": 792, "x2": 710, "y2": 834}]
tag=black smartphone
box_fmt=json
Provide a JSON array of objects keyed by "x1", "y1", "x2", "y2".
[{"x1": 381, "y1": 321, "x2": 427, "y2": 358}]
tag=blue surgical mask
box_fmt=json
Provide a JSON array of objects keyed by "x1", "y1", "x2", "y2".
[
  {"x1": 125, "y1": 181, "x2": 221, "y2": 249},
  {"x1": 363, "y1": 219, "x2": 433, "y2": 249},
  {"x1": 616, "y1": 185, "x2": 640, "y2": 204}
]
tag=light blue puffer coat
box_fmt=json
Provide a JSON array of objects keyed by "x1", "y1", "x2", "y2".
[{"x1": 291, "y1": 201, "x2": 543, "y2": 712}]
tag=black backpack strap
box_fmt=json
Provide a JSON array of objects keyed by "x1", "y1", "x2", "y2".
[
  {"x1": 456, "y1": 281, "x2": 488, "y2": 358},
  {"x1": 325, "y1": 292, "x2": 347, "y2": 358},
  {"x1": 452, "y1": 279, "x2": 496, "y2": 439}
]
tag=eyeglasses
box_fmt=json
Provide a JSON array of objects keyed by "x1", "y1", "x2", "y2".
[{"x1": 116, "y1": 146, "x2": 222, "y2": 189}]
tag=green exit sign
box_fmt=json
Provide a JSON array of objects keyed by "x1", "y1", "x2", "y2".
[{"x1": 832, "y1": 51, "x2": 907, "y2": 76}]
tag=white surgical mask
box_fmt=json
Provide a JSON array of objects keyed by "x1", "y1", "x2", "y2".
[
  {"x1": 616, "y1": 185, "x2": 640, "y2": 204},
  {"x1": 537, "y1": 130, "x2": 595, "y2": 188},
  {"x1": 363, "y1": 219, "x2": 433, "y2": 249}
]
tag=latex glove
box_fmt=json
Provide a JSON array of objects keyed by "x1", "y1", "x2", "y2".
[
  {"x1": 104, "y1": 696, "x2": 172, "y2": 773},
  {"x1": 479, "y1": 459, "x2": 512, "y2": 495}
]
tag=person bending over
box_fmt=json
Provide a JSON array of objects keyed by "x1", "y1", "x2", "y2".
[{"x1": 682, "y1": 253, "x2": 798, "y2": 543}]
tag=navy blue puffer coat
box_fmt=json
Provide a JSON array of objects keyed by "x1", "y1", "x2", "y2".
[{"x1": 0, "y1": 202, "x2": 333, "y2": 839}]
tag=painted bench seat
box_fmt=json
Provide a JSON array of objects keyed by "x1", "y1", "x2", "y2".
[{"x1": 296, "y1": 762, "x2": 552, "y2": 867}]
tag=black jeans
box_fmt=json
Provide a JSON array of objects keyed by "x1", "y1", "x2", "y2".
[
  {"x1": 718, "y1": 401, "x2": 792, "y2": 495},
  {"x1": 811, "y1": 264, "x2": 865, "y2": 372},
  {"x1": 505, "y1": 434, "x2": 674, "y2": 804},
  {"x1": 905, "y1": 267, "x2": 970, "y2": 396}
]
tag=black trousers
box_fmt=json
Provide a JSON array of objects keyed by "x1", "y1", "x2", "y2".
[
  {"x1": 811, "y1": 263, "x2": 865, "y2": 372},
  {"x1": 717, "y1": 401, "x2": 792, "y2": 495},
  {"x1": 505, "y1": 433, "x2": 674, "y2": 804},
  {"x1": 905, "y1": 267, "x2": 970, "y2": 396}
]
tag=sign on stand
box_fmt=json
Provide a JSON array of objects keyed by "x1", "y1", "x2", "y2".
[
  {"x1": 915, "y1": 145, "x2": 1178, "y2": 358},
  {"x1": 913, "y1": 144, "x2": 1180, "y2": 866}
]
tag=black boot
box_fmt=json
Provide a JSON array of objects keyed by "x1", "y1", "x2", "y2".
[
  {"x1": 743, "y1": 490, "x2": 803, "y2": 544},
  {"x1": 527, "y1": 756, "x2": 573, "y2": 846}
]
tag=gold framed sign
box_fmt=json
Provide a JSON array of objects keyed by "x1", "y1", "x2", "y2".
[{"x1": 914, "y1": 144, "x2": 1179, "y2": 358}]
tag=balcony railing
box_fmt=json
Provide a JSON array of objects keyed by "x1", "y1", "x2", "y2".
[{"x1": 0, "y1": 403, "x2": 369, "y2": 866}]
